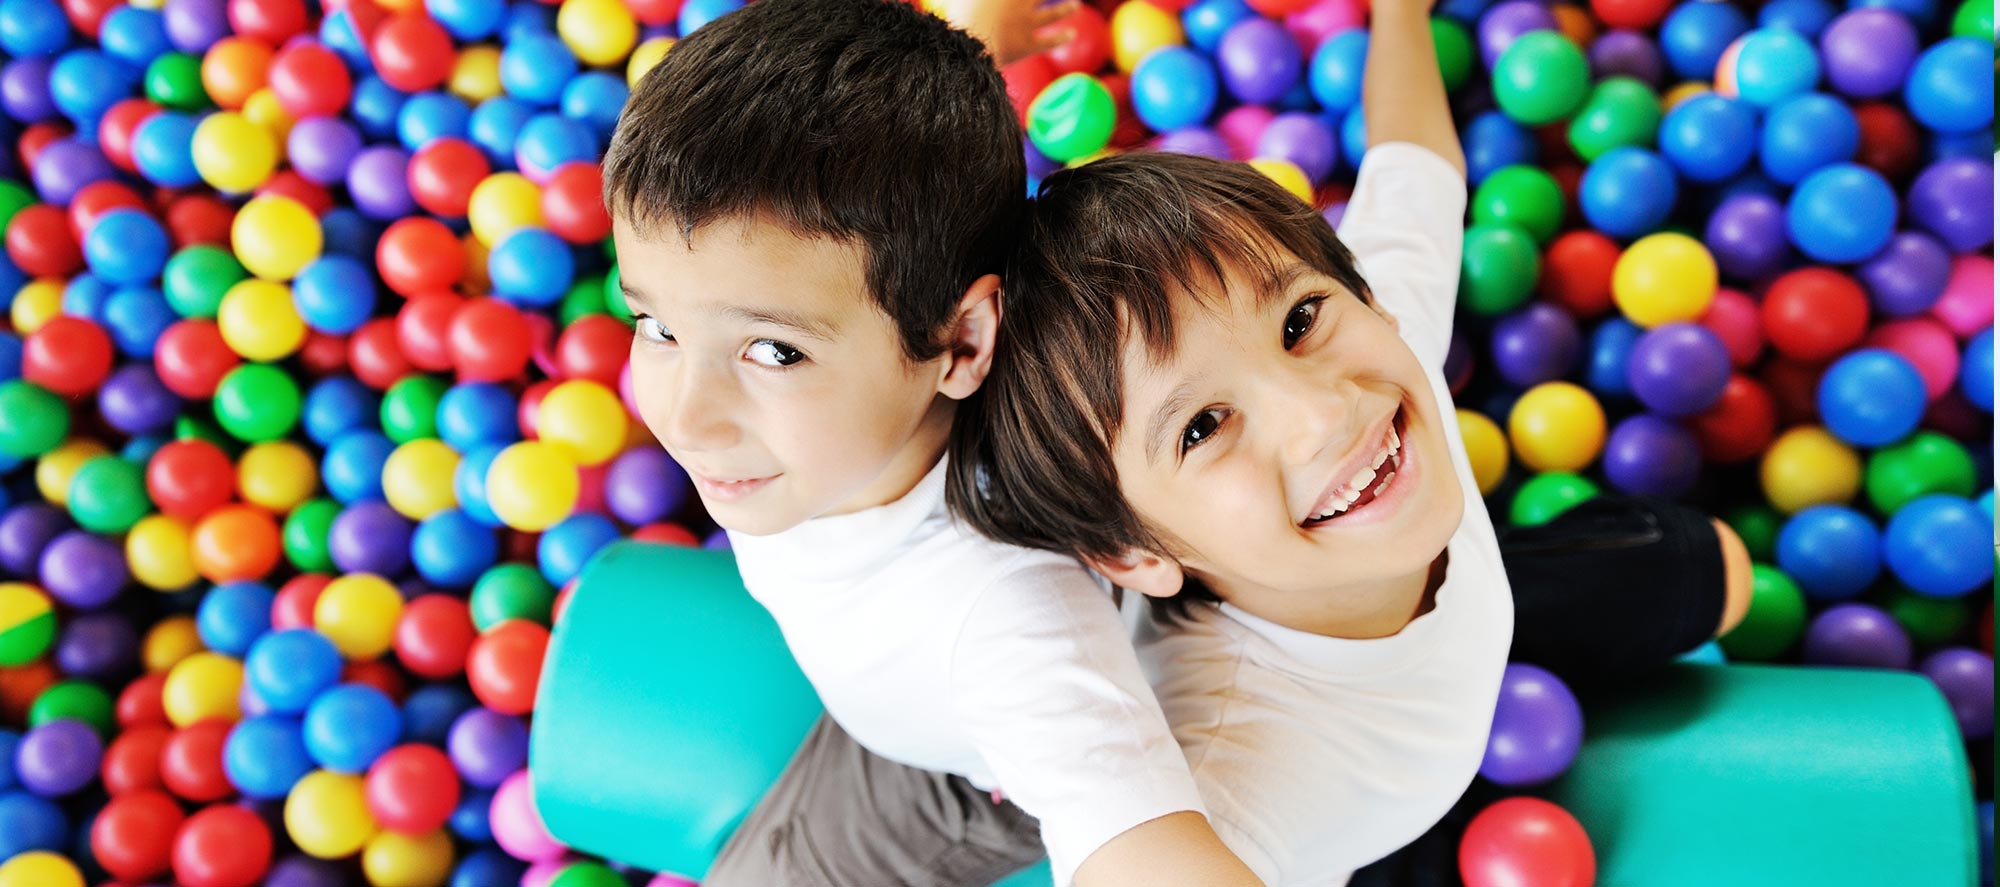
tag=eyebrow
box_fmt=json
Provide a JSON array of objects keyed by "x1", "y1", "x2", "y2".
[
  {"x1": 1144, "y1": 381, "x2": 1198, "y2": 467},
  {"x1": 617, "y1": 282, "x2": 839, "y2": 342},
  {"x1": 1254, "y1": 262, "x2": 1315, "y2": 310}
]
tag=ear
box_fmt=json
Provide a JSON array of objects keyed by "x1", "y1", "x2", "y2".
[
  {"x1": 938, "y1": 273, "x2": 1003, "y2": 401},
  {"x1": 1083, "y1": 548, "x2": 1185, "y2": 599}
]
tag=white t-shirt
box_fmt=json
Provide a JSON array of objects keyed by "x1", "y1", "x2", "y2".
[
  {"x1": 1135, "y1": 141, "x2": 1516, "y2": 886},
  {"x1": 727, "y1": 465, "x2": 1205, "y2": 886}
]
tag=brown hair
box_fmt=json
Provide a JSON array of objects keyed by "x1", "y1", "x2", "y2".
[
  {"x1": 601, "y1": 0, "x2": 1025, "y2": 362},
  {"x1": 946, "y1": 151, "x2": 1372, "y2": 596}
]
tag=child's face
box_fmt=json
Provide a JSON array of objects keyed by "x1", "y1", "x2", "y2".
[
  {"x1": 615, "y1": 215, "x2": 956, "y2": 536},
  {"x1": 1110, "y1": 249, "x2": 1464, "y2": 626}
]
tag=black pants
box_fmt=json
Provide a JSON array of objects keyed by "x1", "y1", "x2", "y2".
[{"x1": 1350, "y1": 494, "x2": 1729, "y2": 886}]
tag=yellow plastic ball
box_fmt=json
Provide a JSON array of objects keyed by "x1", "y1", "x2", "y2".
[
  {"x1": 314, "y1": 573, "x2": 405, "y2": 660},
  {"x1": 450, "y1": 46, "x2": 504, "y2": 103},
  {"x1": 537, "y1": 380, "x2": 628, "y2": 467},
  {"x1": 1110, "y1": 0, "x2": 1184, "y2": 72},
  {"x1": 1508, "y1": 382, "x2": 1607, "y2": 472},
  {"x1": 1457, "y1": 409, "x2": 1510, "y2": 496},
  {"x1": 242, "y1": 87, "x2": 296, "y2": 143},
  {"x1": 11, "y1": 279, "x2": 64, "y2": 333},
  {"x1": 1612, "y1": 232, "x2": 1718, "y2": 328},
  {"x1": 486, "y1": 441, "x2": 581, "y2": 532},
  {"x1": 0, "y1": 582, "x2": 55, "y2": 667},
  {"x1": 1760, "y1": 425, "x2": 1862, "y2": 514},
  {"x1": 217, "y1": 278, "x2": 308, "y2": 361},
  {"x1": 1661, "y1": 81, "x2": 1711, "y2": 112},
  {"x1": 239, "y1": 441, "x2": 319, "y2": 512},
  {"x1": 162, "y1": 651, "x2": 244, "y2": 726},
  {"x1": 232, "y1": 194, "x2": 323, "y2": 281},
  {"x1": 362, "y1": 829, "x2": 455, "y2": 887},
  {"x1": 557, "y1": 0, "x2": 638, "y2": 67},
  {"x1": 460, "y1": 232, "x2": 492, "y2": 295},
  {"x1": 383, "y1": 439, "x2": 461, "y2": 520},
  {"x1": 468, "y1": 173, "x2": 544, "y2": 248},
  {"x1": 374, "y1": 0, "x2": 420, "y2": 13},
  {"x1": 0, "y1": 851, "x2": 85, "y2": 887},
  {"x1": 287, "y1": 770, "x2": 380, "y2": 859},
  {"x1": 1248, "y1": 157, "x2": 1313, "y2": 204},
  {"x1": 143, "y1": 615, "x2": 204, "y2": 671},
  {"x1": 192, "y1": 111, "x2": 278, "y2": 193},
  {"x1": 627, "y1": 36, "x2": 675, "y2": 87},
  {"x1": 36, "y1": 438, "x2": 110, "y2": 506},
  {"x1": 128, "y1": 515, "x2": 199, "y2": 592}
]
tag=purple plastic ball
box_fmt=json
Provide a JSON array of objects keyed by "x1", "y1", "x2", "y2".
[
  {"x1": 288, "y1": 117, "x2": 363, "y2": 186},
  {"x1": 1478, "y1": 1, "x2": 1557, "y2": 69},
  {"x1": 54, "y1": 611, "x2": 138, "y2": 680},
  {"x1": 162, "y1": 0, "x2": 230, "y2": 52},
  {"x1": 1919, "y1": 647, "x2": 1994, "y2": 740},
  {"x1": 604, "y1": 447, "x2": 691, "y2": 527},
  {"x1": 328, "y1": 500, "x2": 414, "y2": 577},
  {"x1": 1152, "y1": 127, "x2": 1234, "y2": 160},
  {"x1": 14, "y1": 719, "x2": 103, "y2": 797},
  {"x1": 1857, "y1": 231, "x2": 1951, "y2": 317},
  {"x1": 31, "y1": 137, "x2": 115, "y2": 204},
  {"x1": 1626, "y1": 323, "x2": 1731, "y2": 416},
  {"x1": 1479, "y1": 663, "x2": 1583, "y2": 786},
  {"x1": 1023, "y1": 141, "x2": 1060, "y2": 181},
  {"x1": 1257, "y1": 112, "x2": 1338, "y2": 184},
  {"x1": 1602, "y1": 413, "x2": 1702, "y2": 498},
  {"x1": 1802, "y1": 603, "x2": 1912, "y2": 669},
  {"x1": 1216, "y1": 18, "x2": 1301, "y2": 106},
  {"x1": 1818, "y1": 9, "x2": 1917, "y2": 99},
  {"x1": 1704, "y1": 192, "x2": 1791, "y2": 282},
  {"x1": 1589, "y1": 30, "x2": 1664, "y2": 86},
  {"x1": 0, "y1": 57, "x2": 57, "y2": 124},
  {"x1": 448, "y1": 706, "x2": 529, "y2": 789},
  {"x1": 0, "y1": 504, "x2": 71, "y2": 577},
  {"x1": 346, "y1": 145, "x2": 415, "y2": 221},
  {"x1": 264, "y1": 855, "x2": 352, "y2": 887},
  {"x1": 98, "y1": 363, "x2": 182, "y2": 436},
  {"x1": 1490, "y1": 303, "x2": 1581, "y2": 387},
  {"x1": 1907, "y1": 157, "x2": 1994, "y2": 253},
  {"x1": 39, "y1": 529, "x2": 127, "y2": 609}
]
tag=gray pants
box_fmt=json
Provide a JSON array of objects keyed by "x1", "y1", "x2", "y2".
[{"x1": 706, "y1": 715, "x2": 1047, "y2": 887}]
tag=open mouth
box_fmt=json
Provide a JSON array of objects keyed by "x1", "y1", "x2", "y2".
[{"x1": 1302, "y1": 407, "x2": 1410, "y2": 528}]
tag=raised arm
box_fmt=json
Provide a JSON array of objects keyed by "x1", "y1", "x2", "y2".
[
  {"x1": 1363, "y1": 0, "x2": 1467, "y2": 177},
  {"x1": 936, "y1": 0, "x2": 1081, "y2": 67}
]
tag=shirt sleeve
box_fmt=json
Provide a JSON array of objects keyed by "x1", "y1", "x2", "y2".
[
  {"x1": 950, "y1": 559, "x2": 1208, "y2": 887},
  {"x1": 1335, "y1": 141, "x2": 1469, "y2": 370}
]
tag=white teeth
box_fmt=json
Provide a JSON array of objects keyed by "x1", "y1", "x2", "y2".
[
  {"x1": 1372, "y1": 470, "x2": 1396, "y2": 497},
  {"x1": 1389, "y1": 427, "x2": 1401, "y2": 452},
  {"x1": 1348, "y1": 464, "x2": 1376, "y2": 494}
]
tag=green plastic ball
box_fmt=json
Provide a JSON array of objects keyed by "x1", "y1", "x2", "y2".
[
  {"x1": 1865, "y1": 431, "x2": 1978, "y2": 516},
  {"x1": 284, "y1": 498, "x2": 342, "y2": 573},
  {"x1": 1459, "y1": 223, "x2": 1541, "y2": 316},
  {"x1": 1509, "y1": 471, "x2": 1601, "y2": 528},
  {"x1": 604, "y1": 265, "x2": 634, "y2": 324},
  {"x1": 213, "y1": 364, "x2": 302, "y2": 443},
  {"x1": 561, "y1": 274, "x2": 608, "y2": 327},
  {"x1": 68, "y1": 456, "x2": 151, "y2": 535},
  {"x1": 0, "y1": 180, "x2": 33, "y2": 231},
  {"x1": 162, "y1": 246, "x2": 247, "y2": 320},
  {"x1": 1492, "y1": 32, "x2": 1591, "y2": 125},
  {"x1": 1566, "y1": 77, "x2": 1661, "y2": 162},
  {"x1": 29, "y1": 681, "x2": 115, "y2": 737},
  {"x1": 470, "y1": 563, "x2": 556, "y2": 631},
  {"x1": 0, "y1": 380, "x2": 71, "y2": 459},
  {"x1": 1725, "y1": 504, "x2": 1783, "y2": 563},
  {"x1": 0, "y1": 583, "x2": 57, "y2": 667},
  {"x1": 145, "y1": 52, "x2": 209, "y2": 111},
  {"x1": 382, "y1": 375, "x2": 448, "y2": 444},
  {"x1": 1952, "y1": 0, "x2": 1992, "y2": 39},
  {"x1": 174, "y1": 414, "x2": 236, "y2": 453},
  {"x1": 1431, "y1": 18, "x2": 1474, "y2": 93},
  {"x1": 547, "y1": 862, "x2": 627, "y2": 887},
  {"x1": 1472, "y1": 166, "x2": 1564, "y2": 243},
  {"x1": 1878, "y1": 585, "x2": 1971, "y2": 648},
  {"x1": 1027, "y1": 72, "x2": 1116, "y2": 163},
  {"x1": 1718, "y1": 564, "x2": 1807, "y2": 661}
]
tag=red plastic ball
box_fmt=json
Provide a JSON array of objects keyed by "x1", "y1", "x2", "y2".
[
  {"x1": 541, "y1": 162, "x2": 611, "y2": 244},
  {"x1": 1245, "y1": 0, "x2": 1314, "y2": 14},
  {"x1": 256, "y1": 170, "x2": 334, "y2": 216},
  {"x1": 97, "y1": 100, "x2": 160, "y2": 173},
  {"x1": 173, "y1": 804, "x2": 274, "y2": 887},
  {"x1": 1590, "y1": 0, "x2": 1670, "y2": 29},
  {"x1": 267, "y1": 42, "x2": 352, "y2": 118},
  {"x1": 626, "y1": 0, "x2": 680, "y2": 24},
  {"x1": 633, "y1": 523, "x2": 699, "y2": 546},
  {"x1": 554, "y1": 314, "x2": 630, "y2": 386},
  {"x1": 1541, "y1": 230, "x2": 1618, "y2": 319},
  {"x1": 1761, "y1": 268, "x2": 1869, "y2": 362},
  {"x1": 408, "y1": 137, "x2": 489, "y2": 219},
  {"x1": 155, "y1": 320, "x2": 241, "y2": 399},
  {"x1": 1689, "y1": 374, "x2": 1778, "y2": 464},
  {"x1": 192, "y1": 504, "x2": 282, "y2": 583},
  {"x1": 365, "y1": 743, "x2": 462, "y2": 834},
  {"x1": 298, "y1": 328, "x2": 351, "y2": 376},
  {"x1": 23, "y1": 315, "x2": 115, "y2": 397},
  {"x1": 516, "y1": 379, "x2": 556, "y2": 439},
  {"x1": 147, "y1": 439, "x2": 237, "y2": 520},
  {"x1": 1697, "y1": 287, "x2": 1763, "y2": 369},
  {"x1": 451, "y1": 297, "x2": 535, "y2": 383},
  {"x1": 345, "y1": 319, "x2": 410, "y2": 390},
  {"x1": 272, "y1": 573, "x2": 331, "y2": 630},
  {"x1": 101, "y1": 724, "x2": 171, "y2": 795},
  {"x1": 377, "y1": 217, "x2": 465, "y2": 296},
  {"x1": 63, "y1": 0, "x2": 119, "y2": 35},
  {"x1": 165, "y1": 193, "x2": 236, "y2": 247},
  {"x1": 229, "y1": 0, "x2": 307, "y2": 43},
  {"x1": 1853, "y1": 103, "x2": 1921, "y2": 183},
  {"x1": 69, "y1": 180, "x2": 148, "y2": 240},
  {"x1": 397, "y1": 291, "x2": 465, "y2": 372},
  {"x1": 1001, "y1": 55, "x2": 1058, "y2": 124},
  {"x1": 116, "y1": 672, "x2": 170, "y2": 728},
  {"x1": 160, "y1": 720, "x2": 234, "y2": 803},
  {"x1": 92, "y1": 790, "x2": 185, "y2": 882},
  {"x1": 395, "y1": 594, "x2": 477, "y2": 680},
  {"x1": 1045, "y1": 4, "x2": 1109, "y2": 75},
  {"x1": 466, "y1": 619, "x2": 550, "y2": 715},
  {"x1": 371, "y1": 13, "x2": 455, "y2": 93},
  {"x1": 8, "y1": 202, "x2": 82, "y2": 277},
  {"x1": 343, "y1": 658, "x2": 409, "y2": 701},
  {"x1": 1100, "y1": 74, "x2": 1148, "y2": 150},
  {"x1": 1759, "y1": 356, "x2": 1828, "y2": 427},
  {"x1": 1458, "y1": 797, "x2": 1596, "y2": 887}
]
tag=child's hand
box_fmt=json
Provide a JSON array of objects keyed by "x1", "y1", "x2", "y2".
[{"x1": 936, "y1": 0, "x2": 1082, "y2": 66}]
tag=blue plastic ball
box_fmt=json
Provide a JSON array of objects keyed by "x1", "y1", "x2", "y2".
[
  {"x1": 488, "y1": 228, "x2": 575, "y2": 308},
  {"x1": 223, "y1": 715, "x2": 313, "y2": 800},
  {"x1": 1759, "y1": 93, "x2": 1858, "y2": 185},
  {"x1": 1339, "y1": 107, "x2": 1368, "y2": 169},
  {"x1": 1884, "y1": 495, "x2": 1995, "y2": 597},
  {"x1": 0, "y1": 0, "x2": 67, "y2": 58},
  {"x1": 437, "y1": 383, "x2": 520, "y2": 452},
  {"x1": 398, "y1": 91, "x2": 473, "y2": 151},
  {"x1": 455, "y1": 444, "x2": 506, "y2": 528},
  {"x1": 350, "y1": 74, "x2": 409, "y2": 141},
  {"x1": 452, "y1": 822, "x2": 514, "y2": 873},
  {"x1": 1585, "y1": 317, "x2": 1642, "y2": 400},
  {"x1": 499, "y1": 32, "x2": 576, "y2": 106},
  {"x1": 1132, "y1": 47, "x2": 1219, "y2": 133},
  {"x1": 320, "y1": 207, "x2": 380, "y2": 259},
  {"x1": 293, "y1": 255, "x2": 378, "y2": 335},
  {"x1": 500, "y1": 0, "x2": 555, "y2": 41},
  {"x1": 678, "y1": 0, "x2": 743, "y2": 35},
  {"x1": 98, "y1": 6, "x2": 169, "y2": 66},
  {"x1": 1757, "y1": 0, "x2": 1838, "y2": 35},
  {"x1": 413, "y1": 508, "x2": 500, "y2": 588},
  {"x1": 559, "y1": 71, "x2": 627, "y2": 148},
  {"x1": 1904, "y1": 37, "x2": 1994, "y2": 134},
  {"x1": 245, "y1": 628, "x2": 343, "y2": 716},
  {"x1": 323, "y1": 429, "x2": 395, "y2": 503},
  {"x1": 1580, "y1": 146, "x2": 1678, "y2": 238},
  {"x1": 195, "y1": 580, "x2": 275, "y2": 657},
  {"x1": 304, "y1": 376, "x2": 381, "y2": 447},
  {"x1": 0, "y1": 790, "x2": 65, "y2": 857},
  {"x1": 403, "y1": 684, "x2": 477, "y2": 747},
  {"x1": 1851, "y1": 0, "x2": 1940, "y2": 27},
  {"x1": 426, "y1": 0, "x2": 505, "y2": 41},
  {"x1": 1818, "y1": 348, "x2": 1926, "y2": 447},
  {"x1": 303, "y1": 683, "x2": 404, "y2": 773},
  {"x1": 468, "y1": 96, "x2": 534, "y2": 169},
  {"x1": 1658, "y1": 94, "x2": 1756, "y2": 183},
  {"x1": 1776, "y1": 504, "x2": 1882, "y2": 600},
  {"x1": 61, "y1": 273, "x2": 113, "y2": 322},
  {"x1": 514, "y1": 112, "x2": 596, "y2": 182},
  {"x1": 100, "y1": 286, "x2": 175, "y2": 359},
  {"x1": 49, "y1": 49, "x2": 138, "y2": 130},
  {"x1": 1183, "y1": 0, "x2": 1255, "y2": 53},
  {"x1": 537, "y1": 512, "x2": 620, "y2": 586},
  {"x1": 318, "y1": 2, "x2": 373, "y2": 66},
  {"x1": 1961, "y1": 328, "x2": 1992, "y2": 412},
  {"x1": 1659, "y1": 1, "x2": 1750, "y2": 80},
  {"x1": 1787, "y1": 163, "x2": 1896, "y2": 263},
  {"x1": 1465, "y1": 110, "x2": 1538, "y2": 184},
  {"x1": 1725, "y1": 28, "x2": 1820, "y2": 108},
  {"x1": 1308, "y1": 30, "x2": 1368, "y2": 115},
  {"x1": 83, "y1": 209, "x2": 169, "y2": 287}
]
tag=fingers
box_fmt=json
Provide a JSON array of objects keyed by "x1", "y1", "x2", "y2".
[
  {"x1": 1033, "y1": 0, "x2": 1082, "y2": 28},
  {"x1": 1034, "y1": 25, "x2": 1078, "y2": 53}
]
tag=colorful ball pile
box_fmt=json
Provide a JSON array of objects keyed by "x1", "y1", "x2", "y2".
[{"x1": 0, "y1": 0, "x2": 1988, "y2": 885}]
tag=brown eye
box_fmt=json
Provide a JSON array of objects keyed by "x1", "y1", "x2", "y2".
[
  {"x1": 747, "y1": 340, "x2": 807, "y2": 367},
  {"x1": 1284, "y1": 297, "x2": 1324, "y2": 349},
  {"x1": 1180, "y1": 409, "x2": 1224, "y2": 454}
]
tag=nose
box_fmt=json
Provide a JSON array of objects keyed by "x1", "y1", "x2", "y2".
[
  {"x1": 652, "y1": 358, "x2": 740, "y2": 455},
  {"x1": 1262, "y1": 366, "x2": 1353, "y2": 468}
]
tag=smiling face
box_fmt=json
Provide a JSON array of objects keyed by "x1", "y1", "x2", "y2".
[
  {"x1": 615, "y1": 214, "x2": 960, "y2": 536},
  {"x1": 1110, "y1": 246, "x2": 1463, "y2": 632}
]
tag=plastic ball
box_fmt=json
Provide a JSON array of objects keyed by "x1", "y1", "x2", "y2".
[
  {"x1": 1907, "y1": 157, "x2": 1994, "y2": 255},
  {"x1": 172, "y1": 803, "x2": 272, "y2": 887},
  {"x1": 83, "y1": 208, "x2": 170, "y2": 286},
  {"x1": 1918, "y1": 648, "x2": 1993, "y2": 740},
  {"x1": 23, "y1": 315, "x2": 113, "y2": 398},
  {"x1": 488, "y1": 227, "x2": 574, "y2": 308},
  {"x1": 1459, "y1": 223, "x2": 1540, "y2": 316},
  {"x1": 285, "y1": 769, "x2": 379, "y2": 859},
  {"x1": 15, "y1": 717, "x2": 102, "y2": 796},
  {"x1": 1508, "y1": 382, "x2": 1606, "y2": 473},
  {"x1": 231, "y1": 194, "x2": 321, "y2": 281},
  {"x1": 384, "y1": 439, "x2": 461, "y2": 521},
  {"x1": 396, "y1": 593, "x2": 477, "y2": 679},
  {"x1": 1818, "y1": 9, "x2": 1917, "y2": 99},
  {"x1": 0, "y1": 852, "x2": 85, "y2": 887},
  {"x1": 372, "y1": 12, "x2": 455, "y2": 93},
  {"x1": 1904, "y1": 37, "x2": 1993, "y2": 134},
  {"x1": 1801, "y1": 602, "x2": 1911, "y2": 669},
  {"x1": 0, "y1": 583, "x2": 57, "y2": 667},
  {"x1": 1817, "y1": 349, "x2": 1926, "y2": 447},
  {"x1": 540, "y1": 162, "x2": 609, "y2": 244},
  {"x1": 1884, "y1": 495, "x2": 1994, "y2": 598},
  {"x1": 1130, "y1": 46, "x2": 1217, "y2": 133},
  {"x1": 1858, "y1": 232, "x2": 1951, "y2": 318},
  {"x1": 1480, "y1": 663, "x2": 1582, "y2": 786},
  {"x1": 467, "y1": 172, "x2": 543, "y2": 248},
  {"x1": 485, "y1": 441, "x2": 579, "y2": 532},
  {"x1": 1611, "y1": 232, "x2": 1716, "y2": 328},
  {"x1": 1566, "y1": 77, "x2": 1661, "y2": 163},
  {"x1": 1627, "y1": 323, "x2": 1730, "y2": 416},
  {"x1": 1761, "y1": 268, "x2": 1868, "y2": 361},
  {"x1": 1786, "y1": 163, "x2": 1896, "y2": 263},
  {"x1": 190, "y1": 111, "x2": 276, "y2": 193},
  {"x1": 1472, "y1": 165, "x2": 1563, "y2": 244},
  {"x1": 466, "y1": 619, "x2": 547, "y2": 715},
  {"x1": 1716, "y1": 28, "x2": 1819, "y2": 108},
  {"x1": 1458, "y1": 797, "x2": 1595, "y2": 887},
  {"x1": 1492, "y1": 32, "x2": 1589, "y2": 125},
  {"x1": 1215, "y1": 17, "x2": 1299, "y2": 106},
  {"x1": 218, "y1": 278, "x2": 308, "y2": 361},
  {"x1": 244, "y1": 628, "x2": 341, "y2": 715},
  {"x1": 1776, "y1": 505, "x2": 1882, "y2": 600},
  {"x1": 222, "y1": 713, "x2": 313, "y2": 799},
  {"x1": 1490, "y1": 303, "x2": 1580, "y2": 387},
  {"x1": 1109, "y1": 0, "x2": 1183, "y2": 72},
  {"x1": 1760, "y1": 425, "x2": 1862, "y2": 514},
  {"x1": 91, "y1": 790, "x2": 183, "y2": 882},
  {"x1": 304, "y1": 683, "x2": 402, "y2": 773},
  {"x1": 1759, "y1": 93, "x2": 1858, "y2": 185},
  {"x1": 1579, "y1": 146, "x2": 1677, "y2": 238},
  {"x1": 489, "y1": 769, "x2": 563, "y2": 861},
  {"x1": 365, "y1": 743, "x2": 460, "y2": 834},
  {"x1": 1026, "y1": 72, "x2": 1115, "y2": 164},
  {"x1": 313, "y1": 573, "x2": 405, "y2": 659},
  {"x1": 212, "y1": 362, "x2": 303, "y2": 442}
]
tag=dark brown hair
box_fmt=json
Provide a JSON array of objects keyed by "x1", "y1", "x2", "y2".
[
  {"x1": 601, "y1": 0, "x2": 1025, "y2": 362},
  {"x1": 947, "y1": 151, "x2": 1372, "y2": 594}
]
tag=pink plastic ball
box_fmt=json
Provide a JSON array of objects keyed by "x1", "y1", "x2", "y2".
[
  {"x1": 1216, "y1": 105, "x2": 1278, "y2": 161},
  {"x1": 648, "y1": 876, "x2": 699, "y2": 887},
  {"x1": 489, "y1": 770, "x2": 566, "y2": 862},
  {"x1": 521, "y1": 856, "x2": 578, "y2": 887},
  {"x1": 1865, "y1": 317, "x2": 1960, "y2": 402},
  {"x1": 1285, "y1": 0, "x2": 1364, "y2": 55},
  {"x1": 1932, "y1": 255, "x2": 1994, "y2": 339},
  {"x1": 1697, "y1": 287, "x2": 1764, "y2": 369}
]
